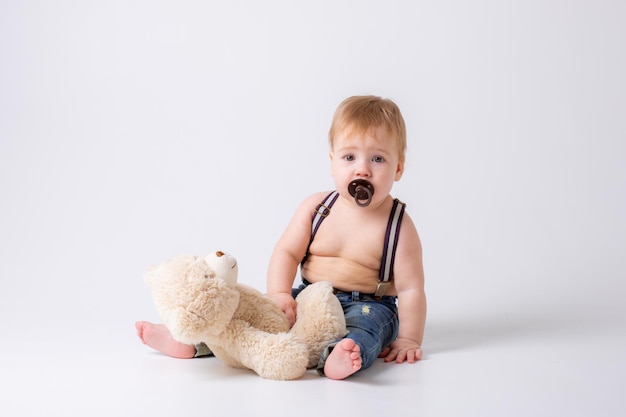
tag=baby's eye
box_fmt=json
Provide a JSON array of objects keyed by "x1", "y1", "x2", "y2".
[
  {"x1": 343, "y1": 154, "x2": 355, "y2": 161},
  {"x1": 372, "y1": 156, "x2": 385, "y2": 163}
]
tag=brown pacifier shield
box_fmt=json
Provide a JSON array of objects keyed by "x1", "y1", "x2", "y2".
[{"x1": 348, "y1": 179, "x2": 374, "y2": 207}]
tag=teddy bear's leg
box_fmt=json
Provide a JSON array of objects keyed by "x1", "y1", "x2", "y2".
[
  {"x1": 291, "y1": 281, "x2": 347, "y2": 368},
  {"x1": 222, "y1": 320, "x2": 310, "y2": 380}
]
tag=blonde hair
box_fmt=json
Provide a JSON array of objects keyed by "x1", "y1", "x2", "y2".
[{"x1": 328, "y1": 95, "x2": 407, "y2": 161}]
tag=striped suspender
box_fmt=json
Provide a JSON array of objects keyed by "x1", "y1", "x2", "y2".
[
  {"x1": 311, "y1": 191, "x2": 340, "y2": 241},
  {"x1": 302, "y1": 191, "x2": 340, "y2": 265},
  {"x1": 375, "y1": 198, "x2": 406, "y2": 296},
  {"x1": 304, "y1": 191, "x2": 406, "y2": 297}
]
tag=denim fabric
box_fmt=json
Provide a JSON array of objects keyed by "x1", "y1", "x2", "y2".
[
  {"x1": 193, "y1": 343, "x2": 214, "y2": 358},
  {"x1": 293, "y1": 282, "x2": 399, "y2": 376}
]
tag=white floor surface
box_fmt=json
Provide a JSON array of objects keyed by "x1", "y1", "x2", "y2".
[{"x1": 1, "y1": 303, "x2": 623, "y2": 417}]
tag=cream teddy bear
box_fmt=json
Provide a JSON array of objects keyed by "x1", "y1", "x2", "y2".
[{"x1": 145, "y1": 250, "x2": 346, "y2": 380}]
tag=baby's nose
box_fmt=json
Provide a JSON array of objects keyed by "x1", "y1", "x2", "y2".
[{"x1": 354, "y1": 162, "x2": 371, "y2": 176}]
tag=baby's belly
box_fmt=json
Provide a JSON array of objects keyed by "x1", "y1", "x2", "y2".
[{"x1": 301, "y1": 255, "x2": 383, "y2": 294}]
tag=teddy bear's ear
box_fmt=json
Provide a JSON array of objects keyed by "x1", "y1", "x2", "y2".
[
  {"x1": 166, "y1": 279, "x2": 241, "y2": 343},
  {"x1": 144, "y1": 265, "x2": 157, "y2": 286},
  {"x1": 191, "y1": 279, "x2": 240, "y2": 334}
]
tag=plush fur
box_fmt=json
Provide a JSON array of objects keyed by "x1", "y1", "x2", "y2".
[{"x1": 145, "y1": 251, "x2": 346, "y2": 380}]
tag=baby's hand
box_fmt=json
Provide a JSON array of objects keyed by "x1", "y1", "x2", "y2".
[
  {"x1": 268, "y1": 292, "x2": 297, "y2": 327},
  {"x1": 379, "y1": 337, "x2": 423, "y2": 364}
]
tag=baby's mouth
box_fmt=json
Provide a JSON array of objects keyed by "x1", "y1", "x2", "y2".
[{"x1": 348, "y1": 179, "x2": 374, "y2": 207}]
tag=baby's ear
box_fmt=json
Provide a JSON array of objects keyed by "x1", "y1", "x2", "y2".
[{"x1": 395, "y1": 159, "x2": 404, "y2": 181}]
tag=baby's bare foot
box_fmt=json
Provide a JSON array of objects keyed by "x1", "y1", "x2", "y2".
[
  {"x1": 135, "y1": 321, "x2": 196, "y2": 359},
  {"x1": 324, "y1": 338, "x2": 362, "y2": 380}
]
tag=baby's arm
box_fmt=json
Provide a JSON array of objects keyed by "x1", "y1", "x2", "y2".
[
  {"x1": 266, "y1": 193, "x2": 327, "y2": 326},
  {"x1": 381, "y1": 213, "x2": 427, "y2": 363}
]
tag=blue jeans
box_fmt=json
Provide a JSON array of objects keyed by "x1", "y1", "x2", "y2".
[{"x1": 293, "y1": 282, "x2": 399, "y2": 376}]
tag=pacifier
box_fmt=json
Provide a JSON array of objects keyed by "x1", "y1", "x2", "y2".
[{"x1": 348, "y1": 179, "x2": 375, "y2": 207}]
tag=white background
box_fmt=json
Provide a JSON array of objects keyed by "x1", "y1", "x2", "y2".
[{"x1": 1, "y1": 1, "x2": 624, "y2": 416}]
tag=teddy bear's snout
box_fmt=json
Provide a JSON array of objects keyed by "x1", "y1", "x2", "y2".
[{"x1": 214, "y1": 251, "x2": 237, "y2": 269}]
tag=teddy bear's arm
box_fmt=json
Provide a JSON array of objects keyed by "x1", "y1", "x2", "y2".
[{"x1": 234, "y1": 284, "x2": 291, "y2": 333}]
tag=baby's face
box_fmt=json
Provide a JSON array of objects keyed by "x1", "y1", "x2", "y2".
[{"x1": 329, "y1": 125, "x2": 403, "y2": 206}]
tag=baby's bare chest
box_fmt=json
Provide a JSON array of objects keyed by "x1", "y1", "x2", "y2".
[{"x1": 309, "y1": 215, "x2": 387, "y2": 268}]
